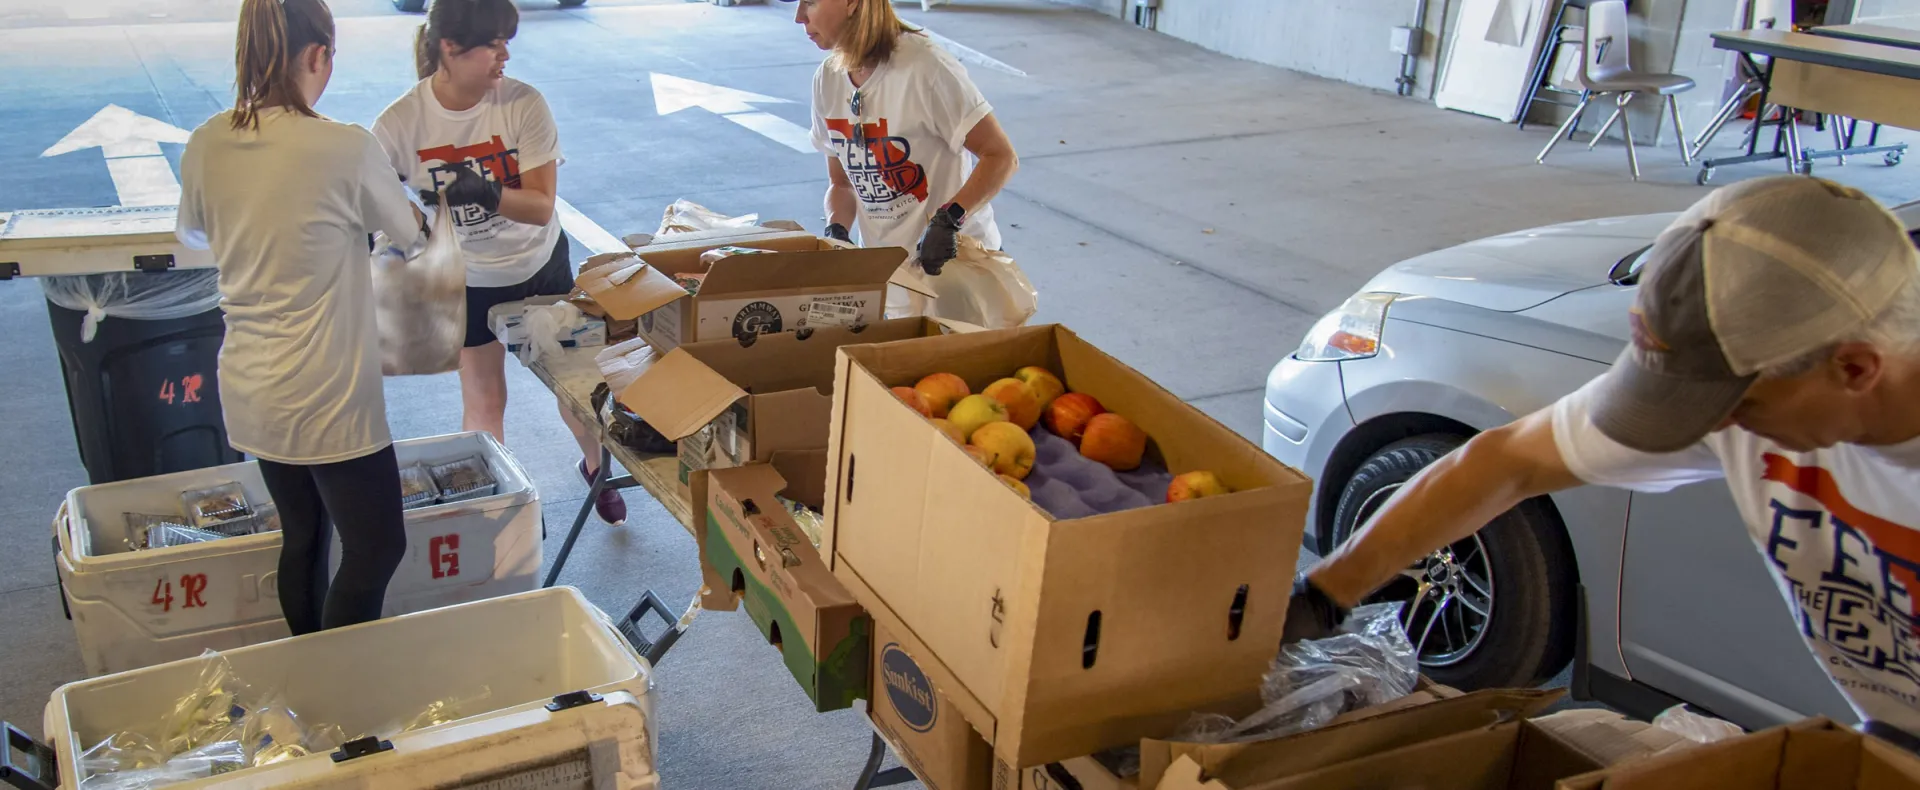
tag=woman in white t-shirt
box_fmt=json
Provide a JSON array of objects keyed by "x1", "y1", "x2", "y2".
[
  {"x1": 374, "y1": 0, "x2": 627, "y2": 525},
  {"x1": 794, "y1": 0, "x2": 1019, "y2": 278},
  {"x1": 177, "y1": 0, "x2": 420, "y2": 635}
]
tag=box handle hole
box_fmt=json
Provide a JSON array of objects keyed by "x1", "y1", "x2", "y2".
[
  {"x1": 845, "y1": 454, "x2": 856, "y2": 502},
  {"x1": 1082, "y1": 610, "x2": 1102, "y2": 669},
  {"x1": 1227, "y1": 584, "x2": 1249, "y2": 641},
  {"x1": 731, "y1": 568, "x2": 746, "y2": 595}
]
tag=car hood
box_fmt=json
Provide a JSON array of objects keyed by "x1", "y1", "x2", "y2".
[{"x1": 1360, "y1": 213, "x2": 1678, "y2": 312}]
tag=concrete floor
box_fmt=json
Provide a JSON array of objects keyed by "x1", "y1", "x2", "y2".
[{"x1": 2, "y1": 0, "x2": 1917, "y2": 787}]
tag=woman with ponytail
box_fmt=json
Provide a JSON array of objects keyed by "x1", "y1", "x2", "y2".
[
  {"x1": 792, "y1": 0, "x2": 1017, "y2": 285},
  {"x1": 176, "y1": 0, "x2": 418, "y2": 635},
  {"x1": 372, "y1": 0, "x2": 627, "y2": 525}
]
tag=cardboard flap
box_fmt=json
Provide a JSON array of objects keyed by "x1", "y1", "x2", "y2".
[
  {"x1": 621, "y1": 348, "x2": 746, "y2": 440},
  {"x1": 771, "y1": 450, "x2": 830, "y2": 511},
  {"x1": 889, "y1": 264, "x2": 938, "y2": 298},
  {"x1": 577, "y1": 259, "x2": 691, "y2": 321},
  {"x1": 699, "y1": 246, "x2": 908, "y2": 296}
]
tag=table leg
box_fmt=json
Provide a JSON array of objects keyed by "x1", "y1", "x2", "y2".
[
  {"x1": 543, "y1": 445, "x2": 613, "y2": 589},
  {"x1": 852, "y1": 733, "x2": 918, "y2": 789}
]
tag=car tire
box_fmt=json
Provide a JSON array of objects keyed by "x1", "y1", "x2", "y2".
[
  {"x1": 1330, "y1": 434, "x2": 1576, "y2": 690},
  {"x1": 393, "y1": 0, "x2": 426, "y2": 11}
]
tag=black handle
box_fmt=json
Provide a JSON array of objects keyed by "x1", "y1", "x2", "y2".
[
  {"x1": 1, "y1": 722, "x2": 57, "y2": 790},
  {"x1": 616, "y1": 589, "x2": 688, "y2": 667}
]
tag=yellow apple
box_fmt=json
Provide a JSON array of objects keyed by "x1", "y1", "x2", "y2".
[
  {"x1": 1013, "y1": 366, "x2": 1066, "y2": 412},
  {"x1": 1167, "y1": 471, "x2": 1231, "y2": 502},
  {"x1": 948, "y1": 394, "x2": 1010, "y2": 440},
  {"x1": 971, "y1": 421, "x2": 1036, "y2": 480},
  {"x1": 931, "y1": 418, "x2": 967, "y2": 445}
]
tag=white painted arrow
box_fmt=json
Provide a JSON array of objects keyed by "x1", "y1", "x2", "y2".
[
  {"x1": 649, "y1": 72, "x2": 814, "y2": 154},
  {"x1": 43, "y1": 104, "x2": 191, "y2": 207}
]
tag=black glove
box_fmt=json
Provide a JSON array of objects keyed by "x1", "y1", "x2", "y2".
[
  {"x1": 418, "y1": 163, "x2": 502, "y2": 214},
  {"x1": 917, "y1": 203, "x2": 964, "y2": 276},
  {"x1": 824, "y1": 223, "x2": 852, "y2": 243},
  {"x1": 1282, "y1": 575, "x2": 1350, "y2": 645}
]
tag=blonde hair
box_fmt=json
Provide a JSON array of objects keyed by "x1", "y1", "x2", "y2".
[
  {"x1": 834, "y1": 0, "x2": 920, "y2": 72},
  {"x1": 232, "y1": 0, "x2": 335, "y2": 131}
]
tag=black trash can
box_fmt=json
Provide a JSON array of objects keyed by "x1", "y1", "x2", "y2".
[{"x1": 46, "y1": 296, "x2": 241, "y2": 484}]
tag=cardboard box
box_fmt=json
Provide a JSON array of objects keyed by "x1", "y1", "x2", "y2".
[
  {"x1": 1556, "y1": 717, "x2": 1920, "y2": 790},
  {"x1": 824, "y1": 324, "x2": 1314, "y2": 767},
  {"x1": 871, "y1": 618, "x2": 996, "y2": 790},
  {"x1": 622, "y1": 317, "x2": 971, "y2": 612},
  {"x1": 575, "y1": 232, "x2": 924, "y2": 354},
  {"x1": 1147, "y1": 686, "x2": 1562, "y2": 790},
  {"x1": 489, "y1": 305, "x2": 606, "y2": 362},
  {"x1": 704, "y1": 452, "x2": 868, "y2": 712}
]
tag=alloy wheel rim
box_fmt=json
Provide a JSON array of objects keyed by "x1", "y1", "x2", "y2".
[{"x1": 1351, "y1": 482, "x2": 1496, "y2": 667}]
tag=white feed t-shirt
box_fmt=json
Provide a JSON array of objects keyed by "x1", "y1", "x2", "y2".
[
  {"x1": 372, "y1": 77, "x2": 562, "y2": 287},
  {"x1": 1553, "y1": 378, "x2": 1920, "y2": 732},
  {"x1": 811, "y1": 32, "x2": 1001, "y2": 259},
  {"x1": 177, "y1": 109, "x2": 421, "y2": 465}
]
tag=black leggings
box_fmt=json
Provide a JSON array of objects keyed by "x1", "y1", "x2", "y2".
[{"x1": 258, "y1": 445, "x2": 408, "y2": 635}]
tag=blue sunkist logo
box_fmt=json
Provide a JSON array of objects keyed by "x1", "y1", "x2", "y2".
[{"x1": 881, "y1": 643, "x2": 936, "y2": 733}]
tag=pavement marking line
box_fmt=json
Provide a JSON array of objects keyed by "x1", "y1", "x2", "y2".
[
  {"x1": 650, "y1": 72, "x2": 815, "y2": 155},
  {"x1": 555, "y1": 196, "x2": 631, "y2": 256},
  {"x1": 923, "y1": 28, "x2": 1027, "y2": 78},
  {"x1": 42, "y1": 104, "x2": 191, "y2": 207}
]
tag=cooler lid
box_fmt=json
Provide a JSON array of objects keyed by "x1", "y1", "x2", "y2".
[{"x1": 0, "y1": 206, "x2": 214, "y2": 278}]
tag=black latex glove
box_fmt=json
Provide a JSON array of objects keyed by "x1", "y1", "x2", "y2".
[
  {"x1": 418, "y1": 163, "x2": 502, "y2": 214},
  {"x1": 824, "y1": 223, "x2": 852, "y2": 243},
  {"x1": 1282, "y1": 575, "x2": 1350, "y2": 645},
  {"x1": 917, "y1": 209, "x2": 962, "y2": 276}
]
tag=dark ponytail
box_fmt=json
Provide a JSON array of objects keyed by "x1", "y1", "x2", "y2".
[
  {"x1": 232, "y1": 0, "x2": 335, "y2": 131},
  {"x1": 415, "y1": 0, "x2": 520, "y2": 80}
]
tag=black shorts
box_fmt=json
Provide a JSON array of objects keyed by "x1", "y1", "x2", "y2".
[{"x1": 464, "y1": 234, "x2": 574, "y2": 348}]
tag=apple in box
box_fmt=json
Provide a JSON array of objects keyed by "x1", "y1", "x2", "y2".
[
  {"x1": 983, "y1": 378, "x2": 1042, "y2": 430},
  {"x1": 914, "y1": 373, "x2": 970, "y2": 419}
]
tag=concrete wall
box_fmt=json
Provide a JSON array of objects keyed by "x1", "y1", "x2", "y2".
[{"x1": 1148, "y1": 0, "x2": 1432, "y2": 94}]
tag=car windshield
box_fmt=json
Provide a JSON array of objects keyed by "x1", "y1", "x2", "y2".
[{"x1": 1611, "y1": 198, "x2": 1920, "y2": 287}]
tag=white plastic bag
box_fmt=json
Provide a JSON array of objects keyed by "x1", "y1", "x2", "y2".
[
  {"x1": 520, "y1": 302, "x2": 587, "y2": 364},
  {"x1": 42, "y1": 270, "x2": 223, "y2": 343},
  {"x1": 1653, "y1": 704, "x2": 1745, "y2": 744},
  {"x1": 373, "y1": 202, "x2": 465, "y2": 376},
  {"x1": 657, "y1": 199, "x2": 759, "y2": 237},
  {"x1": 920, "y1": 236, "x2": 1039, "y2": 329}
]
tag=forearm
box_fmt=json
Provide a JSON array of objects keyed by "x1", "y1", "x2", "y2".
[
  {"x1": 950, "y1": 151, "x2": 1016, "y2": 214},
  {"x1": 826, "y1": 183, "x2": 859, "y2": 230},
  {"x1": 1308, "y1": 420, "x2": 1577, "y2": 607},
  {"x1": 497, "y1": 186, "x2": 555, "y2": 227}
]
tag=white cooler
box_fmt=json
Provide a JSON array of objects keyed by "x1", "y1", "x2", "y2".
[
  {"x1": 43, "y1": 587, "x2": 658, "y2": 789},
  {"x1": 55, "y1": 432, "x2": 543, "y2": 676}
]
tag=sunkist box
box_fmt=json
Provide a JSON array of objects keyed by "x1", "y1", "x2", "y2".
[
  {"x1": 575, "y1": 231, "x2": 932, "y2": 354},
  {"x1": 823, "y1": 324, "x2": 1314, "y2": 769},
  {"x1": 704, "y1": 451, "x2": 869, "y2": 713},
  {"x1": 1556, "y1": 717, "x2": 1920, "y2": 790},
  {"x1": 621, "y1": 317, "x2": 972, "y2": 611}
]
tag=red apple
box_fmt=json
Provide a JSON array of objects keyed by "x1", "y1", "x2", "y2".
[
  {"x1": 983, "y1": 378, "x2": 1042, "y2": 430},
  {"x1": 1167, "y1": 471, "x2": 1230, "y2": 502},
  {"x1": 891, "y1": 386, "x2": 933, "y2": 417},
  {"x1": 1044, "y1": 392, "x2": 1106, "y2": 444},
  {"x1": 914, "y1": 373, "x2": 970, "y2": 419},
  {"x1": 1080, "y1": 413, "x2": 1147, "y2": 471}
]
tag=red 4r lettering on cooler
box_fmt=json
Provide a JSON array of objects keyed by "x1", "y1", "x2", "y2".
[
  {"x1": 152, "y1": 578, "x2": 175, "y2": 612},
  {"x1": 430, "y1": 534, "x2": 461, "y2": 579},
  {"x1": 181, "y1": 573, "x2": 208, "y2": 609},
  {"x1": 158, "y1": 379, "x2": 177, "y2": 405}
]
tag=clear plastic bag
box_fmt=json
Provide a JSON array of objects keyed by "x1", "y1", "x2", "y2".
[
  {"x1": 1177, "y1": 603, "x2": 1418, "y2": 744},
  {"x1": 1653, "y1": 704, "x2": 1744, "y2": 744},
  {"x1": 144, "y1": 525, "x2": 234, "y2": 549},
  {"x1": 920, "y1": 236, "x2": 1039, "y2": 329},
  {"x1": 657, "y1": 199, "x2": 758, "y2": 236},
  {"x1": 83, "y1": 741, "x2": 246, "y2": 789},
  {"x1": 373, "y1": 202, "x2": 465, "y2": 376},
  {"x1": 42, "y1": 270, "x2": 223, "y2": 344},
  {"x1": 398, "y1": 464, "x2": 440, "y2": 510},
  {"x1": 181, "y1": 482, "x2": 250, "y2": 528},
  {"x1": 519, "y1": 302, "x2": 587, "y2": 365}
]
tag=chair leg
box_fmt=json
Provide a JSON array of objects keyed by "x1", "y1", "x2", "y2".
[
  {"x1": 1587, "y1": 106, "x2": 1624, "y2": 151},
  {"x1": 1832, "y1": 117, "x2": 1849, "y2": 166},
  {"x1": 1666, "y1": 94, "x2": 1692, "y2": 167},
  {"x1": 1783, "y1": 110, "x2": 1807, "y2": 174},
  {"x1": 1689, "y1": 81, "x2": 1754, "y2": 159},
  {"x1": 1617, "y1": 93, "x2": 1641, "y2": 180},
  {"x1": 1538, "y1": 93, "x2": 1595, "y2": 164}
]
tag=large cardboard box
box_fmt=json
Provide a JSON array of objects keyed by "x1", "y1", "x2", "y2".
[
  {"x1": 624, "y1": 317, "x2": 969, "y2": 612},
  {"x1": 824, "y1": 324, "x2": 1314, "y2": 767},
  {"x1": 1556, "y1": 717, "x2": 1920, "y2": 790},
  {"x1": 575, "y1": 232, "x2": 922, "y2": 353},
  {"x1": 1149, "y1": 686, "x2": 1562, "y2": 790},
  {"x1": 704, "y1": 452, "x2": 869, "y2": 712}
]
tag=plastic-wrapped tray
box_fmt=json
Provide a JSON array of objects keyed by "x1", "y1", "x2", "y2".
[
  {"x1": 146, "y1": 525, "x2": 234, "y2": 549},
  {"x1": 249, "y1": 503, "x2": 281, "y2": 534},
  {"x1": 428, "y1": 456, "x2": 497, "y2": 504},
  {"x1": 181, "y1": 482, "x2": 251, "y2": 528},
  {"x1": 123, "y1": 513, "x2": 192, "y2": 553},
  {"x1": 398, "y1": 464, "x2": 440, "y2": 510}
]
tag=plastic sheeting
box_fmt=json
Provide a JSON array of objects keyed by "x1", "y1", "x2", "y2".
[{"x1": 42, "y1": 270, "x2": 222, "y2": 343}]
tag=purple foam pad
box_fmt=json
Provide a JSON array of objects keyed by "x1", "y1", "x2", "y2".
[{"x1": 1024, "y1": 423, "x2": 1173, "y2": 518}]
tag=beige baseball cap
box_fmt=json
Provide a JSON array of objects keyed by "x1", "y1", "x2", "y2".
[{"x1": 1593, "y1": 176, "x2": 1919, "y2": 453}]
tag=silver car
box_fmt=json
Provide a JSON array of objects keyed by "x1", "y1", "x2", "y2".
[{"x1": 1263, "y1": 205, "x2": 1920, "y2": 730}]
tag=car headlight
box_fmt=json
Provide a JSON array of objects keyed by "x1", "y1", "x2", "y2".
[{"x1": 1294, "y1": 292, "x2": 1397, "y2": 362}]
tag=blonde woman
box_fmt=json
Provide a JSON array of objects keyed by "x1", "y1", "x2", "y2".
[
  {"x1": 177, "y1": 0, "x2": 417, "y2": 634},
  {"x1": 793, "y1": 0, "x2": 1018, "y2": 279}
]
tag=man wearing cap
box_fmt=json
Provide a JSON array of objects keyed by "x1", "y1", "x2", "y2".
[{"x1": 1288, "y1": 175, "x2": 1920, "y2": 736}]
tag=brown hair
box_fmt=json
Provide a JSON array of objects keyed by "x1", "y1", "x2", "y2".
[
  {"x1": 415, "y1": 0, "x2": 520, "y2": 80},
  {"x1": 833, "y1": 0, "x2": 920, "y2": 72},
  {"x1": 231, "y1": 0, "x2": 335, "y2": 131}
]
